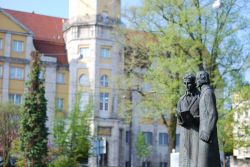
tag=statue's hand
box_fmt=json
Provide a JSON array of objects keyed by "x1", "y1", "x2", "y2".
[{"x1": 200, "y1": 131, "x2": 210, "y2": 143}]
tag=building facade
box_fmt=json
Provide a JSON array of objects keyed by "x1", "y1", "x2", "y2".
[{"x1": 0, "y1": 0, "x2": 169, "y2": 166}]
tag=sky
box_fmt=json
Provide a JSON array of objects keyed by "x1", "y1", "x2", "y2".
[
  {"x1": 0, "y1": 0, "x2": 142, "y2": 18},
  {"x1": 0, "y1": 0, "x2": 249, "y2": 82}
]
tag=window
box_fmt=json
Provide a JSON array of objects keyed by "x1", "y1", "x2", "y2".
[
  {"x1": 79, "y1": 47, "x2": 89, "y2": 58},
  {"x1": 0, "y1": 39, "x2": 3, "y2": 50},
  {"x1": 9, "y1": 94, "x2": 22, "y2": 105},
  {"x1": 56, "y1": 98, "x2": 64, "y2": 111},
  {"x1": 159, "y1": 133, "x2": 168, "y2": 145},
  {"x1": 100, "y1": 75, "x2": 108, "y2": 87},
  {"x1": 56, "y1": 73, "x2": 65, "y2": 84},
  {"x1": 0, "y1": 66, "x2": 2, "y2": 78},
  {"x1": 159, "y1": 162, "x2": 168, "y2": 167},
  {"x1": 100, "y1": 92, "x2": 109, "y2": 111},
  {"x1": 80, "y1": 92, "x2": 89, "y2": 112},
  {"x1": 12, "y1": 40, "x2": 24, "y2": 52},
  {"x1": 143, "y1": 132, "x2": 153, "y2": 145},
  {"x1": 101, "y1": 48, "x2": 110, "y2": 58},
  {"x1": 126, "y1": 131, "x2": 130, "y2": 143},
  {"x1": 10, "y1": 67, "x2": 24, "y2": 80},
  {"x1": 125, "y1": 161, "x2": 131, "y2": 167},
  {"x1": 142, "y1": 161, "x2": 151, "y2": 167},
  {"x1": 79, "y1": 74, "x2": 89, "y2": 86},
  {"x1": 176, "y1": 134, "x2": 180, "y2": 149},
  {"x1": 39, "y1": 71, "x2": 45, "y2": 79}
]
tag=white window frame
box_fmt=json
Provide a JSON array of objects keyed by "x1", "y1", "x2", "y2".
[
  {"x1": 79, "y1": 92, "x2": 89, "y2": 112},
  {"x1": 100, "y1": 75, "x2": 109, "y2": 87},
  {"x1": 56, "y1": 98, "x2": 64, "y2": 111},
  {"x1": 159, "y1": 133, "x2": 168, "y2": 145},
  {"x1": 10, "y1": 67, "x2": 24, "y2": 80},
  {"x1": 100, "y1": 47, "x2": 110, "y2": 58},
  {"x1": 0, "y1": 38, "x2": 3, "y2": 50},
  {"x1": 9, "y1": 94, "x2": 22, "y2": 105},
  {"x1": 79, "y1": 47, "x2": 89, "y2": 58},
  {"x1": 12, "y1": 40, "x2": 24, "y2": 53},
  {"x1": 56, "y1": 73, "x2": 65, "y2": 84},
  {"x1": 100, "y1": 92, "x2": 109, "y2": 112},
  {"x1": 79, "y1": 74, "x2": 89, "y2": 86}
]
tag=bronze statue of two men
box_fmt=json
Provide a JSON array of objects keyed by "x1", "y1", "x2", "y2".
[{"x1": 177, "y1": 71, "x2": 221, "y2": 167}]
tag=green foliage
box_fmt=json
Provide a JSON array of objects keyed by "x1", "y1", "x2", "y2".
[
  {"x1": 135, "y1": 132, "x2": 150, "y2": 160},
  {"x1": 48, "y1": 156, "x2": 77, "y2": 167},
  {"x1": 122, "y1": 0, "x2": 250, "y2": 157},
  {"x1": 19, "y1": 51, "x2": 48, "y2": 167},
  {"x1": 0, "y1": 103, "x2": 20, "y2": 167},
  {"x1": 51, "y1": 93, "x2": 92, "y2": 166}
]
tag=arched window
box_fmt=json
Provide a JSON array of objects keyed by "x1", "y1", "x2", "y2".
[
  {"x1": 79, "y1": 74, "x2": 89, "y2": 86},
  {"x1": 100, "y1": 75, "x2": 108, "y2": 87}
]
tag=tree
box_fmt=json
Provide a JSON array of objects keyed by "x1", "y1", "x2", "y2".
[
  {"x1": 50, "y1": 93, "x2": 92, "y2": 166},
  {"x1": 135, "y1": 132, "x2": 150, "y2": 163},
  {"x1": 122, "y1": 0, "x2": 250, "y2": 162},
  {"x1": 0, "y1": 103, "x2": 20, "y2": 167},
  {"x1": 20, "y1": 51, "x2": 48, "y2": 167}
]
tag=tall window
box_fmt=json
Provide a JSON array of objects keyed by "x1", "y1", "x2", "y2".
[
  {"x1": 100, "y1": 92, "x2": 109, "y2": 111},
  {"x1": 79, "y1": 74, "x2": 89, "y2": 86},
  {"x1": 80, "y1": 92, "x2": 89, "y2": 112},
  {"x1": 0, "y1": 39, "x2": 3, "y2": 50},
  {"x1": 0, "y1": 66, "x2": 2, "y2": 78},
  {"x1": 56, "y1": 73, "x2": 65, "y2": 84},
  {"x1": 159, "y1": 162, "x2": 168, "y2": 167},
  {"x1": 12, "y1": 40, "x2": 24, "y2": 53},
  {"x1": 125, "y1": 161, "x2": 131, "y2": 167},
  {"x1": 143, "y1": 132, "x2": 153, "y2": 145},
  {"x1": 126, "y1": 131, "x2": 130, "y2": 143},
  {"x1": 159, "y1": 133, "x2": 168, "y2": 145},
  {"x1": 9, "y1": 94, "x2": 22, "y2": 105},
  {"x1": 79, "y1": 47, "x2": 89, "y2": 58},
  {"x1": 100, "y1": 75, "x2": 108, "y2": 87},
  {"x1": 56, "y1": 98, "x2": 64, "y2": 111},
  {"x1": 10, "y1": 67, "x2": 24, "y2": 80},
  {"x1": 142, "y1": 161, "x2": 151, "y2": 167},
  {"x1": 101, "y1": 48, "x2": 110, "y2": 58}
]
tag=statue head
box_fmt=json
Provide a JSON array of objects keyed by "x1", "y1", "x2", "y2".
[
  {"x1": 196, "y1": 71, "x2": 210, "y2": 87},
  {"x1": 183, "y1": 73, "x2": 196, "y2": 92}
]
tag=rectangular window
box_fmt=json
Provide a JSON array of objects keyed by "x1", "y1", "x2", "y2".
[
  {"x1": 0, "y1": 66, "x2": 2, "y2": 78},
  {"x1": 0, "y1": 39, "x2": 3, "y2": 50},
  {"x1": 79, "y1": 47, "x2": 89, "y2": 58},
  {"x1": 80, "y1": 92, "x2": 89, "y2": 112},
  {"x1": 9, "y1": 94, "x2": 22, "y2": 105},
  {"x1": 159, "y1": 162, "x2": 168, "y2": 167},
  {"x1": 12, "y1": 40, "x2": 24, "y2": 52},
  {"x1": 176, "y1": 134, "x2": 180, "y2": 149},
  {"x1": 10, "y1": 67, "x2": 24, "y2": 80},
  {"x1": 56, "y1": 98, "x2": 64, "y2": 111},
  {"x1": 126, "y1": 131, "x2": 130, "y2": 143},
  {"x1": 125, "y1": 161, "x2": 131, "y2": 167},
  {"x1": 101, "y1": 48, "x2": 110, "y2": 58},
  {"x1": 143, "y1": 132, "x2": 153, "y2": 145},
  {"x1": 142, "y1": 161, "x2": 151, "y2": 167},
  {"x1": 159, "y1": 133, "x2": 168, "y2": 145},
  {"x1": 100, "y1": 92, "x2": 109, "y2": 111},
  {"x1": 56, "y1": 73, "x2": 65, "y2": 84}
]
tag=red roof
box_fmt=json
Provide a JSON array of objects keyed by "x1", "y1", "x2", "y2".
[
  {"x1": 4, "y1": 9, "x2": 68, "y2": 65},
  {"x1": 34, "y1": 40, "x2": 68, "y2": 65}
]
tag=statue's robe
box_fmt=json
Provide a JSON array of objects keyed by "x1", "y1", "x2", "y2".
[
  {"x1": 177, "y1": 90, "x2": 200, "y2": 167},
  {"x1": 197, "y1": 85, "x2": 220, "y2": 167}
]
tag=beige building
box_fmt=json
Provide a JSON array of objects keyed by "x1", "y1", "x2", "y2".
[{"x1": 0, "y1": 0, "x2": 170, "y2": 166}]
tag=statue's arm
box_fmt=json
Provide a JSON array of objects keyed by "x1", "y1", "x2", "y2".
[{"x1": 200, "y1": 90, "x2": 218, "y2": 142}]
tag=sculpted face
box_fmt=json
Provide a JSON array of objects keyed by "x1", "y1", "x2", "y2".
[
  {"x1": 196, "y1": 71, "x2": 210, "y2": 87},
  {"x1": 184, "y1": 80, "x2": 196, "y2": 92}
]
